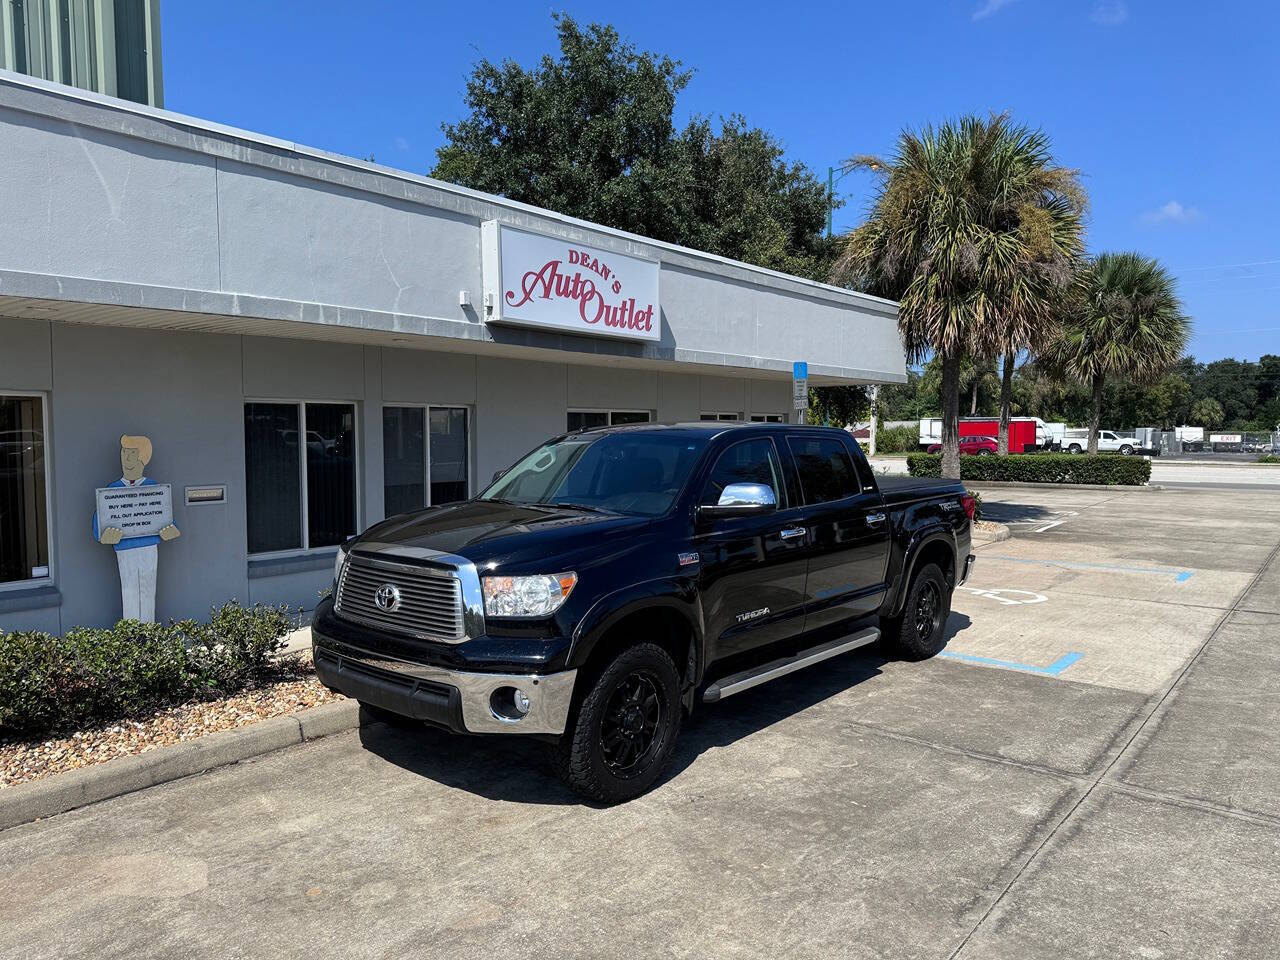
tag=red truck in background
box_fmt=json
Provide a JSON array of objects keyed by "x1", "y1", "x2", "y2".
[{"x1": 917, "y1": 417, "x2": 1050, "y2": 453}]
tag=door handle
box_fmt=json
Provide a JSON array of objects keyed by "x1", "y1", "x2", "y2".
[
  {"x1": 865, "y1": 512, "x2": 887, "y2": 526},
  {"x1": 779, "y1": 526, "x2": 807, "y2": 540}
]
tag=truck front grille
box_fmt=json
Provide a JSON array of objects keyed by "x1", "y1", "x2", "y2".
[{"x1": 334, "y1": 555, "x2": 466, "y2": 642}]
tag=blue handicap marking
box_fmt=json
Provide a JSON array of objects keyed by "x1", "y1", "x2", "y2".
[
  {"x1": 938, "y1": 650, "x2": 1084, "y2": 677},
  {"x1": 793, "y1": 361, "x2": 808, "y2": 380},
  {"x1": 987, "y1": 555, "x2": 1194, "y2": 583}
]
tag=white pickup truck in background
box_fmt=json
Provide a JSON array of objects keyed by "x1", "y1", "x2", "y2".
[{"x1": 1062, "y1": 429, "x2": 1143, "y2": 455}]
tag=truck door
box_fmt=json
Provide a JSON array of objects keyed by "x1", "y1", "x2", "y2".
[
  {"x1": 786, "y1": 434, "x2": 892, "y2": 632},
  {"x1": 693, "y1": 437, "x2": 809, "y2": 663}
]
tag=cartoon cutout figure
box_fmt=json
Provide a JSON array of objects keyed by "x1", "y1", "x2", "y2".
[{"x1": 93, "y1": 434, "x2": 180, "y2": 622}]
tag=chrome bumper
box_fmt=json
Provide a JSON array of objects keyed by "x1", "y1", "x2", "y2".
[
  {"x1": 313, "y1": 635, "x2": 577, "y2": 736},
  {"x1": 959, "y1": 554, "x2": 976, "y2": 586}
]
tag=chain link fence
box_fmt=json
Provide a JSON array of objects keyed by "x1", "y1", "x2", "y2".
[{"x1": 1157, "y1": 430, "x2": 1279, "y2": 458}]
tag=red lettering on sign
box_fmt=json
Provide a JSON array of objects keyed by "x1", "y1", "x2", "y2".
[{"x1": 505, "y1": 255, "x2": 655, "y2": 335}]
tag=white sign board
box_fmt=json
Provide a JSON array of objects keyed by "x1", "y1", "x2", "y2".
[
  {"x1": 95, "y1": 484, "x2": 173, "y2": 538},
  {"x1": 482, "y1": 223, "x2": 660, "y2": 341},
  {"x1": 1210, "y1": 433, "x2": 1243, "y2": 444}
]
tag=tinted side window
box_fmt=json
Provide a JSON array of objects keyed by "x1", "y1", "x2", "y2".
[
  {"x1": 701, "y1": 439, "x2": 785, "y2": 507},
  {"x1": 787, "y1": 436, "x2": 859, "y2": 505}
]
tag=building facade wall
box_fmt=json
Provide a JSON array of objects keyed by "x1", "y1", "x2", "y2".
[{"x1": 0, "y1": 317, "x2": 803, "y2": 633}]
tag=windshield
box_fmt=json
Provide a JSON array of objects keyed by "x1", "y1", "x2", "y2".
[{"x1": 479, "y1": 432, "x2": 708, "y2": 516}]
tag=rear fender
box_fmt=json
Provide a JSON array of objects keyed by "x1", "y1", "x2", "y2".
[{"x1": 887, "y1": 526, "x2": 958, "y2": 617}]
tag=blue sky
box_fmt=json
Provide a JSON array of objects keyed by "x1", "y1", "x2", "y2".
[{"x1": 164, "y1": 1, "x2": 1279, "y2": 362}]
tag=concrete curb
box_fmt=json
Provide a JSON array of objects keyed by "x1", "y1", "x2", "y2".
[
  {"x1": 963, "y1": 481, "x2": 1165, "y2": 492},
  {"x1": 971, "y1": 522, "x2": 1011, "y2": 544},
  {"x1": 0, "y1": 699, "x2": 360, "y2": 832}
]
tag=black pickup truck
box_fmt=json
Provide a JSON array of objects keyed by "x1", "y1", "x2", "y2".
[{"x1": 313, "y1": 422, "x2": 974, "y2": 803}]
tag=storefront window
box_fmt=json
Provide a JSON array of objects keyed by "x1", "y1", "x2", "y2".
[
  {"x1": 244, "y1": 401, "x2": 357, "y2": 554},
  {"x1": 382, "y1": 406, "x2": 470, "y2": 516},
  {"x1": 701, "y1": 412, "x2": 743, "y2": 421},
  {"x1": 0, "y1": 394, "x2": 50, "y2": 585},
  {"x1": 567, "y1": 410, "x2": 651, "y2": 431}
]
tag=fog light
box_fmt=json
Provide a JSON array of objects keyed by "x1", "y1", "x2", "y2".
[{"x1": 489, "y1": 686, "x2": 532, "y2": 723}]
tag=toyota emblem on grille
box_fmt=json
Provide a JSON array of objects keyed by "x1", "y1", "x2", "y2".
[{"x1": 374, "y1": 583, "x2": 402, "y2": 613}]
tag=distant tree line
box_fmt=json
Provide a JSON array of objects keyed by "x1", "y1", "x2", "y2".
[{"x1": 857, "y1": 353, "x2": 1280, "y2": 433}]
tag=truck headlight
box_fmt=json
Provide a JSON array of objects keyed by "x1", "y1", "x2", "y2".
[
  {"x1": 333, "y1": 544, "x2": 348, "y2": 585},
  {"x1": 482, "y1": 573, "x2": 577, "y2": 617}
]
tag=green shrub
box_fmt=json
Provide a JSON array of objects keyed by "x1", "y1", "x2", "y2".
[
  {"x1": 873, "y1": 424, "x2": 920, "y2": 454},
  {"x1": 1259, "y1": 454, "x2": 1280, "y2": 464},
  {"x1": 0, "y1": 602, "x2": 296, "y2": 740},
  {"x1": 906, "y1": 452, "x2": 1151, "y2": 485}
]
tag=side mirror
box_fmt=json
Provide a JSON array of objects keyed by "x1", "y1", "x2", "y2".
[
  {"x1": 491, "y1": 468, "x2": 507, "y2": 483},
  {"x1": 698, "y1": 482, "x2": 777, "y2": 520}
]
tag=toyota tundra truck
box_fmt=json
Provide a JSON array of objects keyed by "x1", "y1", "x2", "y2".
[{"x1": 313, "y1": 422, "x2": 975, "y2": 803}]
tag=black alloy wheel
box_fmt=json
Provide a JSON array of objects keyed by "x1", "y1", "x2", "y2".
[
  {"x1": 914, "y1": 578, "x2": 944, "y2": 642},
  {"x1": 599, "y1": 671, "x2": 662, "y2": 776}
]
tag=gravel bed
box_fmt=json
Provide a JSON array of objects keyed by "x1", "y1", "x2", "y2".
[
  {"x1": 974, "y1": 520, "x2": 1004, "y2": 533},
  {"x1": 1, "y1": 674, "x2": 343, "y2": 789}
]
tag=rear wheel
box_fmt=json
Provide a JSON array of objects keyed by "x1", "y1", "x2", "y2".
[
  {"x1": 976, "y1": 449, "x2": 993, "y2": 456},
  {"x1": 552, "y1": 643, "x2": 683, "y2": 804},
  {"x1": 882, "y1": 563, "x2": 951, "y2": 661},
  {"x1": 1068, "y1": 443, "x2": 1082, "y2": 454},
  {"x1": 1120, "y1": 444, "x2": 1134, "y2": 456}
]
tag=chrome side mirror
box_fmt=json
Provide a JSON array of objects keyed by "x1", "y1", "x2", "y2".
[{"x1": 699, "y1": 482, "x2": 777, "y2": 519}]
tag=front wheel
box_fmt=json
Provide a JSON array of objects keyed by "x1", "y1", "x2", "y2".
[
  {"x1": 881, "y1": 562, "x2": 951, "y2": 661},
  {"x1": 552, "y1": 643, "x2": 683, "y2": 804}
]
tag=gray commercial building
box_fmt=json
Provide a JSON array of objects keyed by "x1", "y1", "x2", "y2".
[{"x1": 0, "y1": 71, "x2": 905, "y2": 633}]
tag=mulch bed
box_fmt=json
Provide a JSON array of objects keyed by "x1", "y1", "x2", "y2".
[{"x1": 1, "y1": 667, "x2": 344, "y2": 789}]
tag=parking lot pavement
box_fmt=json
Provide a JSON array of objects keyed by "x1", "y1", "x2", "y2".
[{"x1": 2, "y1": 486, "x2": 1279, "y2": 959}]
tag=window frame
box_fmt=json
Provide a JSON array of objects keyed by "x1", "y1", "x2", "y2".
[
  {"x1": 749, "y1": 414, "x2": 786, "y2": 423},
  {"x1": 566, "y1": 408, "x2": 653, "y2": 430},
  {"x1": 700, "y1": 411, "x2": 743, "y2": 422},
  {"x1": 699, "y1": 436, "x2": 789, "y2": 510},
  {"x1": 0, "y1": 389, "x2": 55, "y2": 592},
  {"x1": 381, "y1": 402, "x2": 473, "y2": 514},
  {"x1": 244, "y1": 397, "x2": 361, "y2": 560},
  {"x1": 785, "y1": 433, "x2": 862, "y2": 507}
]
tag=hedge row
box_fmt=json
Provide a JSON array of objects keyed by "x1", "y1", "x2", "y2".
[
  {"x1": 0, "y1": 602, "x2": 297, "y2": 740},
  {"x1": 906, "y1": 452, "x2": 1152, "y2": 485}
]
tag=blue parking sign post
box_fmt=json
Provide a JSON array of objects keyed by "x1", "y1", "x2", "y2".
[{"x1": 792, "y1": 362, "x2": 809, "y2": 424}]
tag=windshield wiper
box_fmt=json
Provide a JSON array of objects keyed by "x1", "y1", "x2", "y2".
[{"x1": 546, "y1": 501, "x2": 616, "y2": 514}]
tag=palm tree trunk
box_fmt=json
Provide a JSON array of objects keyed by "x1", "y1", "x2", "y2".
[
  {"x1": 941, "y1": 351, "x2": 962, "y2": 479},
  {"x1": 1088, "y1": 372, "x2": 1105, "y2": 455},
  {"x1": 970, "y1": 377, "x2": 978, "y2": 416},
  {"x1": 998, "y1": 353, "x2": 1014, "y2": 455}
]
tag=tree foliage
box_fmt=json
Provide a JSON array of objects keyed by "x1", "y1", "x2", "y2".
[
  {"x1": 432, "y1": 15, "x2": 835, "y2": 279},
  {"x1": 1045, "y1": 252, "x2": 1190, "y2": 453},
  {"x1": 833, "y1": 113, "x2": 1085, "y2": 476}
]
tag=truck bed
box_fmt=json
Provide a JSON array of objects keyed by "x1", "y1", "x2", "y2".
[{"x1": 877, "y1": 474, "x2": 967, "y2": 507}]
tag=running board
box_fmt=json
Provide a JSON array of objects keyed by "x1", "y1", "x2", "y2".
[{"x1": 701, "y1": 627, "x2": 880, "y2": 704}]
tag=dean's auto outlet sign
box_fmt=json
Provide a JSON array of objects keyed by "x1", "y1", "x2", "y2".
[{"x1": 482, "y1": 223, "x2": 660, "y2": 341}]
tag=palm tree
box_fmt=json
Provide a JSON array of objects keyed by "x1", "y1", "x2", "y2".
[
  {"x1": 1048, "y1": 252, "x2": 1190, "y2": 454},
  {"x1": 833, "y1": 114, "x2": 1086, "y2": 477}
]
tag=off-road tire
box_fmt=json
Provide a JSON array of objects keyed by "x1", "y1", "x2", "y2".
[
  {"x1": 881, "y1": 562, "x2": 951, "y2": 661},
  {"x1": 552, "y1": 643, "x2": 683, "y2": 804}
]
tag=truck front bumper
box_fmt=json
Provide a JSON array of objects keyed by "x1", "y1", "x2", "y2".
[{"x1": 312, "y1": 632, "x2": 577, "y2": 736}]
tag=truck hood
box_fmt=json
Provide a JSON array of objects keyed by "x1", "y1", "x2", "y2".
[{"x1": 353, "y1": 499, "x2": 653, "y2": 570}]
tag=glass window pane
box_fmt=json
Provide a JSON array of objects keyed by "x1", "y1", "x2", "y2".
[
  {"x1": 0, "y1": 395, "x2": 49, "y2": 583},
  {"x1": 244, "y1": 402, "x2": 301, "y2": 553},
  {"x1": 429, "y1": 407, "x2": 468, "y2": 505},
  {"x1": 609, "y1": 410, "x2": 651, "y2": 425},
  {"x1": 383, "y1": 406, "x2": 425, "y2": 516},
  {"x1": 787, "y1": 437, "x2": 859, "y2": 505},
  {"x1": 701, "y1": 439, "x2": 784, "y2": 507},
  {"x1": 568, "y1": 411, "x2": 608, "y2": 431},
  {"x1": 306, "y1": 403, "x2": 357, "y2": 548}
]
